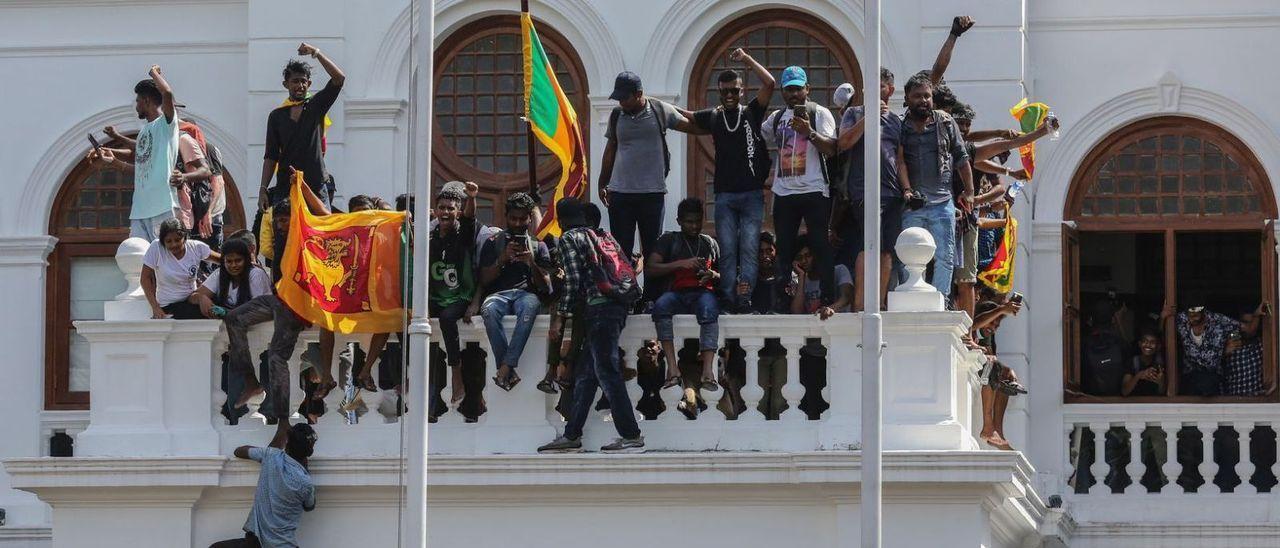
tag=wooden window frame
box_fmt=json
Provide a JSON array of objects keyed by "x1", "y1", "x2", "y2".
[
  {"x1": 685, "y1": 8, "x2": 860, "y2": 234},
  {"x1": 431, "y1": 15, "x2": 590, "y2": 225},
  {"x1": 1064, "y1": 117, "x2": 1279, "y2": 404},
  {"x1": 44, "y1": 135, "x2": 246, "y2": 409}
]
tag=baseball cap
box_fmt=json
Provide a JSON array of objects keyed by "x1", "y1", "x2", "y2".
[
  {"x1": 781, "y1": 66, "x2": 808, "y2": 88},
  {"x1": 833, "y1": 83, "x2": 854, "y2": 108},
  {"x1": 609, "y1": 71, "x2": 642, "y2": 101}
]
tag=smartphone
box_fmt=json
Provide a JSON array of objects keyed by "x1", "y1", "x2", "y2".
[
  {"x1": 792, "y1": 105, "x2": 808, "y2": 120},
  {"x1": 87, "y1": 133, "x2": 102, "y2": 153},
  {"x1": 1010, "y1": 292, "x2": 1024, "y2": 305},
  {"x1": 1229, "y1": 331, "x2": 1242, "y2": 342}
]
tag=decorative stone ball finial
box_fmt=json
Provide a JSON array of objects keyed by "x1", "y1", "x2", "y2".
[
  {"x1": 114, "y1": 237, "x2": 149, "y2": 301},
  {"x1": 895, "y1": 227, "x2": 936, "y2": 293}
]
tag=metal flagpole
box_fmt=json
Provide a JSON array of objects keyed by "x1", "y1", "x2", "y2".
[
  {"x1": 405, "y1": 0, "x2": 433, "y2": 546},
  {"x1": 860, "y1": 0, "x2": 883, "y2": 546}
]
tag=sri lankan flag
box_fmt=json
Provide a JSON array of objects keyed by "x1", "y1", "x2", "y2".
[
  {"x1": 978, "y1": 216, "x2": 1018, "y2": 294},
  {"x1": 277, "y1": 172, "x2": 408, "y2": 334},
  {"x1": 523, "y1": 11, "x2": 587, "y2": 238},
  {"x1": 1009, "y1": 99, "x2": 1050, "y2": 178}
]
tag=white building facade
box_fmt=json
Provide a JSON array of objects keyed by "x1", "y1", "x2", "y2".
[{"x1": 2, "y1": 0, "x2": 1280, "y2": 546}]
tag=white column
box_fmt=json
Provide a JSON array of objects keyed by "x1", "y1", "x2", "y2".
[
  {"x1": 0, "y1": 236, "x2": 57, "y2": 530},
  {"x1": 344, "y1": 99, "x2": 408, "y2": 201},
  {"x1": 1161, "y1": 421, "x2": 1183, "y2": 496},
  {"x1": 739, "y1": 341, "x2": 765, "y2": 421},
  {"x1": 1199, "y1": 422, "x2": 1220, "y2": 494},
  {"x1": 780, "y1": 336, "x2": 805, "y2": 422},
  {"x1": 1237, "y1": 421, "x2": 1257, "y2": 494},
  {"x1": 1124, "y1": 422, "x2": 1143, "y2": 494},
  {"x1": 1088, "y1": 422, "x2": 1109, "y2": 495}
]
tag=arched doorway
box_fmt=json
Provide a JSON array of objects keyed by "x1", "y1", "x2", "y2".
[
  {"x1": 432, "y1": 15, "x2": 590, "y2": 225},
  {"x1": 686, "y1": 8, "x2": 860, "y2": 231},
  {"x1": 1063, "y1": 116, "x2": 1278, "y2": 402},
  {"x1": 44, "y1": 133, "x2": 246, "y2": 409}
]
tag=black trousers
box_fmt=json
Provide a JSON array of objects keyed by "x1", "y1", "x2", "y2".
[{"x1": 773, "y1": 191, "x2": 834, "y2": 303}]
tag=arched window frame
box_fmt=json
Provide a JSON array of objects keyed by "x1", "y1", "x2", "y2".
[
  {"x1": 432, "y1": 14, "x2": 590, "y2": 225},
  {"x1": 1063, "y1": 116, "x2": 1279, "y2": 403},
  {"x1": 686, "y1": 8, "x2": 860, "y2": 230}
]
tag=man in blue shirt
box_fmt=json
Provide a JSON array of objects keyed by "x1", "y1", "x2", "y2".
[{"x1": 210, "y1": 423, "x2": 317, "y2": 548}]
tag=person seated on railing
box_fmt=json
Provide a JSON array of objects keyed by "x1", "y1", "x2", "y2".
[
  {"x1": 972, "y1": 298, "x2": 1025, "y2": 450},
  {"x1": 346, "y1": 195, "x2": 402, "y2": 396},
  {"x1": 789, "y1": 234, "x2": 853, "y2": 319},
  {"x1": 224, "y1": 178, "x2": 329, "y2": 419},
  {"x1": 1122, "y1": 330, "x2": 1165, "y2": 396},
  {"x1": 1223, "y1": 305, "x2": 1272, "y2": 396},
  {"x1": 428, "y1": 181, "x2": 485, "y2": 417},
  {"x1": 188, "y1": 238, "x2": 271, "y2": 319},
  {"x1": 142, "y1": 218, "x2": 221, "y2": 319},
  {"x1": 479, "y1": 192, "x2": 551, "y2": 391},
  {"x1": 209, "y1": 423, "x2": 317, "y2": 548},
  {"x1": 721, "y1": 231, "x2": 791, "y2": 419},
  {"x1": 226, "y1": 230, "x2": 260, "y2": 265},
  {"x1": 650, "y1": 198, "x2": 722, "y2": 393}
]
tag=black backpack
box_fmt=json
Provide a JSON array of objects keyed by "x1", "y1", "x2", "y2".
[
  {"x1": 1081, "y1": 333, "x2": 1126, "y2": 396},
  {"x1": 768, "y1": 100, "x2": 841, "y2": 189},
  {"x1": 609, "y1": 100, "x2": 670, "y2": 177}
]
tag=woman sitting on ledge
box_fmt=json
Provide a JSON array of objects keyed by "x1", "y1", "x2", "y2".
[
  {"x1": 142, "y1": 218, "x2": 220, "y2": 319},
  {"x1": 188, "y1": 237, "x2": 272, "y2": 319}
]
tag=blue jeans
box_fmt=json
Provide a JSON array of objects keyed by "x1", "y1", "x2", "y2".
[
  {"x1": 901, "y1": 200, "x2": 956, "y2": 293},
  {"x1": 480, "y1": 289, "x2": 542, "y2": 369},
  {"x1": 129, "y1": 207, "x2": 178, "y2": 241},
  {"x1": 564, "y1": 302, "x2": 641, "y2": 441},
  {"x1": 714, "y1": 191, "x2": 764, "y2": 305},
  {"x1": 651, "y1": 289, "x2": 720, "y2": 351}
]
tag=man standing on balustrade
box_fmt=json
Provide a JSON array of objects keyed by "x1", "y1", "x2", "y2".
[{"x1": 260, "y1": 43, "x2": 344, "y2": 211}]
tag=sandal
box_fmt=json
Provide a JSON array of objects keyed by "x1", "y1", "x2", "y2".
[
  {"x1": 700, "y1": 378, "x2": 720, "y2": 392},
  {"x1": 311, "y1": 379, "x2": 338, "y2": 400},
  {"x1": 536, "y1": 379, "x2": 558, "y2": 394},
  {"x1": 356, "y1": 373, "x2": 378, "y2": 393},
  {"x1": 662, "y1": 375, "x2": 683, "y2": 389}
]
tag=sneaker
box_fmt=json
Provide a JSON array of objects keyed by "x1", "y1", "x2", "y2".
[
  {"x1": 537, "y1": 435, "x2": 584, "y2": 454},
  {"x1": 600, "y1": 436, "x2": 645, "y2": 454}
]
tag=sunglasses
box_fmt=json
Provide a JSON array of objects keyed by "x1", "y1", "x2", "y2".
[{"x1": 718, "y1": 87, "x2": 743, "y2": 96}]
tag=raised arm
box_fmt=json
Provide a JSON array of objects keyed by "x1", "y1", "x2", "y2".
[
  {"x1": 295, "y1": 170, "x2": 332, "y2": 216},
  {"x1": 972, "y1": 119, "x2": 1056, "y2": 161},
  {"x1": 838, "y1": 108, "x2": 868, "y2": 152},
  {"x1": 148, "y1": 65, "x2": 177, "y2": 123},
  {"x1": 298, "y1": 42, "x2": 345, "y2": 87},
  {"x1": 104, "y1": 125, "x2": 136, "y2": 149},
  {"x1": 930, "y1": 16, "x2": 974, "y2": 85},
  {"x1": 731, "y1": 48, "x2": 775, "y2": 108}
]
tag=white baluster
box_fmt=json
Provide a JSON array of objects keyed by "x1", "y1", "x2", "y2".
[
  {"x1": 701, "y1": 335, "x2": 726, "y2": 423},
  {"x1": 820, "y1": 336, "x2": 832, "y2": 420},
  {"x1": 1237, "y1": 421, "x2": 1257, "y2": 494},
  {"x1": 318, "y1": 335, "x2": 347, "y2": 427},
  {"x1": 1066, "y1": 423, "x2": 1080, "y2": 493},
  {"x1": 1088, "y1": 422, "x2": 1109, "y2": 495},
  {"x1": 287, "y1": 339, "x2": 308, "y2": 424},
  {"x1": 212, "y1": 341, "x2": 228, "y2": 426},
  {"x1": 1161, "y1": 421, "x2": 1183, "y2": 495},
  {"x1": 659, "y1": 346, "x2": 684, "y2": 424},
  {"x1": 739, "y1": 341, "x2": 765, "y2": 422},
  {"x1": 621, "y1": 339, "x2": 644, "y2": 421},
  {"x1": 1124, "y1": 422, "x2": 1144, "y2": 494},
  {"x1": 1270, "y1": 423, "x2": 1280, "y2": 489},
  {"x1": 435, "y1": 326, "x2": 467, "y2": 426},
  {"x1": 1199, "y1": 422, "x2": 1220, "y2": 494},
  {"x1": 781, "y1": 337, "x2": 806, "y2": 421}
]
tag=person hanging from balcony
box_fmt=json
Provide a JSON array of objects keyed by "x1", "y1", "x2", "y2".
[
  {"x1": 680, "y1": 48, "x2": 775, "y2": 313},
  {"x1": 539, "y1": 197, "x2": 644, "y2": 454},
  {"x1": 761, "y1": 66, "x2": 839, "y2": 311},
  {"x1": 86, "y1": 65, "x2": 181, "y2": 242},
  {"x1": 428, "y1": 181, "x2": 485, "y2": 418},
  {"x1": 260, "y1": 43, "x2": 344, "y2": 213},
  {"x1": 648, "y1": 198, "x2": 723, "y2": 401},
  {"x1": 478, "y1": 192, "x2": 551, "y2": 391},
  {"x1": 598, "y1": 71, "x2": 701, "y2": 310},
  {"x1": 894, "y1": 72, "x2": 974, "y2": 305},
  {"x1": 141, "y1": 218, "x2": 220, "y2": 320},
  {"x1": 209, "y1": 423, "x2": 317, "y2": 548},
  {"x1": 830, "y1": 68, "x2": 903, "y2": 313},
  {"x1": 1222, "y1": 305, "x2": 1272, "y2": 396},
  {"x1": 972, "y1": 298, "x2": 1026, "y2": 450},
  {"x1": 223, "y1": 175, "x2": 329, "y2": 420}
]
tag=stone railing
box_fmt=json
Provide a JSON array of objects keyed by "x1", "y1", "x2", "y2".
[
  {"x1": 1063, "y1": 404, "x2": 1280, "y2": 497},
  {"x1": 72, "y1": 228, "x2": 988, "y2": 458}
]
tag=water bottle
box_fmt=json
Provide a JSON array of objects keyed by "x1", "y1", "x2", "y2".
[
  {"x1": 1046, "y1": 111, "x2": 1061, "y2": 141},
  {"x1": 1007, "y1": 180, "x2": 1026, "y2": 199}
]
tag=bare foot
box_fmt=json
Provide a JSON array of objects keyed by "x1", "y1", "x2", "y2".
[{"x1": 233, "y1": 382, "x2": 265, "y2": 409}]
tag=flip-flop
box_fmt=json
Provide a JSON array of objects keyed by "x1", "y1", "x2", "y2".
[
  {"x1": 662, "y1": 375, "x2": 683, "y2": 389},
  {"x1": 700, "y1": 378, "x2": 720, "y2": 392},
  {"x1": 356, "y1": 374, "x2": 378, "y2": 392},
  {"x1": 312, "y1": 379, "x2": 338, "y2": 400},
  {"x1": 536, "y1": 379, "x2": 558, "y2": 394}
]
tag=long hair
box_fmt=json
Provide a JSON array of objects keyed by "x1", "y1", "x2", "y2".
[{"x1": 216, "y1": 239, "x2": 255, "y2": 308}]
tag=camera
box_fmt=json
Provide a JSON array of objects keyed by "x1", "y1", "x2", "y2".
[{"x1": 905, "y1": 191, "x2": 925, "y2": 211}]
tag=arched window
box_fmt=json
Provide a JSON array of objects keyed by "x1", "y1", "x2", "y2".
[
  {"x1": 1063, "y1": 116, "x2": 1278, "y2": 402},
  {"x1": 687, "y1": 8, "x2": 860, "y2": 229},
  {"x1": 45, "y1": 134, "x2": 246, "y2": 409},
  {"x1": 432, "y1": 15, "x2": 589, "y2": 225}
]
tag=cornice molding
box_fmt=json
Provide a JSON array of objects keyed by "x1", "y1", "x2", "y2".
[
  {"x1": 0, "y1": 40, "x2": 246, "y2": 59},
  {"x1": 0, "y1": 235, "x2": 57, "y2": 266},
  {"x1": 1029, "y1": 14, "x2": 1280, "y2": 32}
]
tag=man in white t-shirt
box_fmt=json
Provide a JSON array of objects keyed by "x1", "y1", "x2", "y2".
[
  {"x1": 761, "y1": 65, "x2": 839, "y2": 308},
  {"x1": 90, "y1": 65, "x2": 181, "y2": 242}
]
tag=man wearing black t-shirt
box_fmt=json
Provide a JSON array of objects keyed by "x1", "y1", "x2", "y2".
[
  {"x1": 687, "y1": 48, "x2": 775, "y2": 312},
  {"x1": 478, "y1": 192, "x2": 551, "y2": 390},
  {"x1": 648, "y1": 199, "x2": 722, "y2": 394},
  {"x1": 260, "y1": 43, "x2": 345, "y2": 211}
]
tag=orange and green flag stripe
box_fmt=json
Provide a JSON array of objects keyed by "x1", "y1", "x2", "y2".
[
  {"x1": 522, "y1": 12, "x2": 587, "y2": 238},
  {"x1": 1009, "y1": 98, "x2": 1049, "y2": 178}
]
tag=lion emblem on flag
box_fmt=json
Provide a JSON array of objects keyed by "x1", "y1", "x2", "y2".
[{"x1": 302, "y1": 234, "x2": 359, "y2": 303}]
